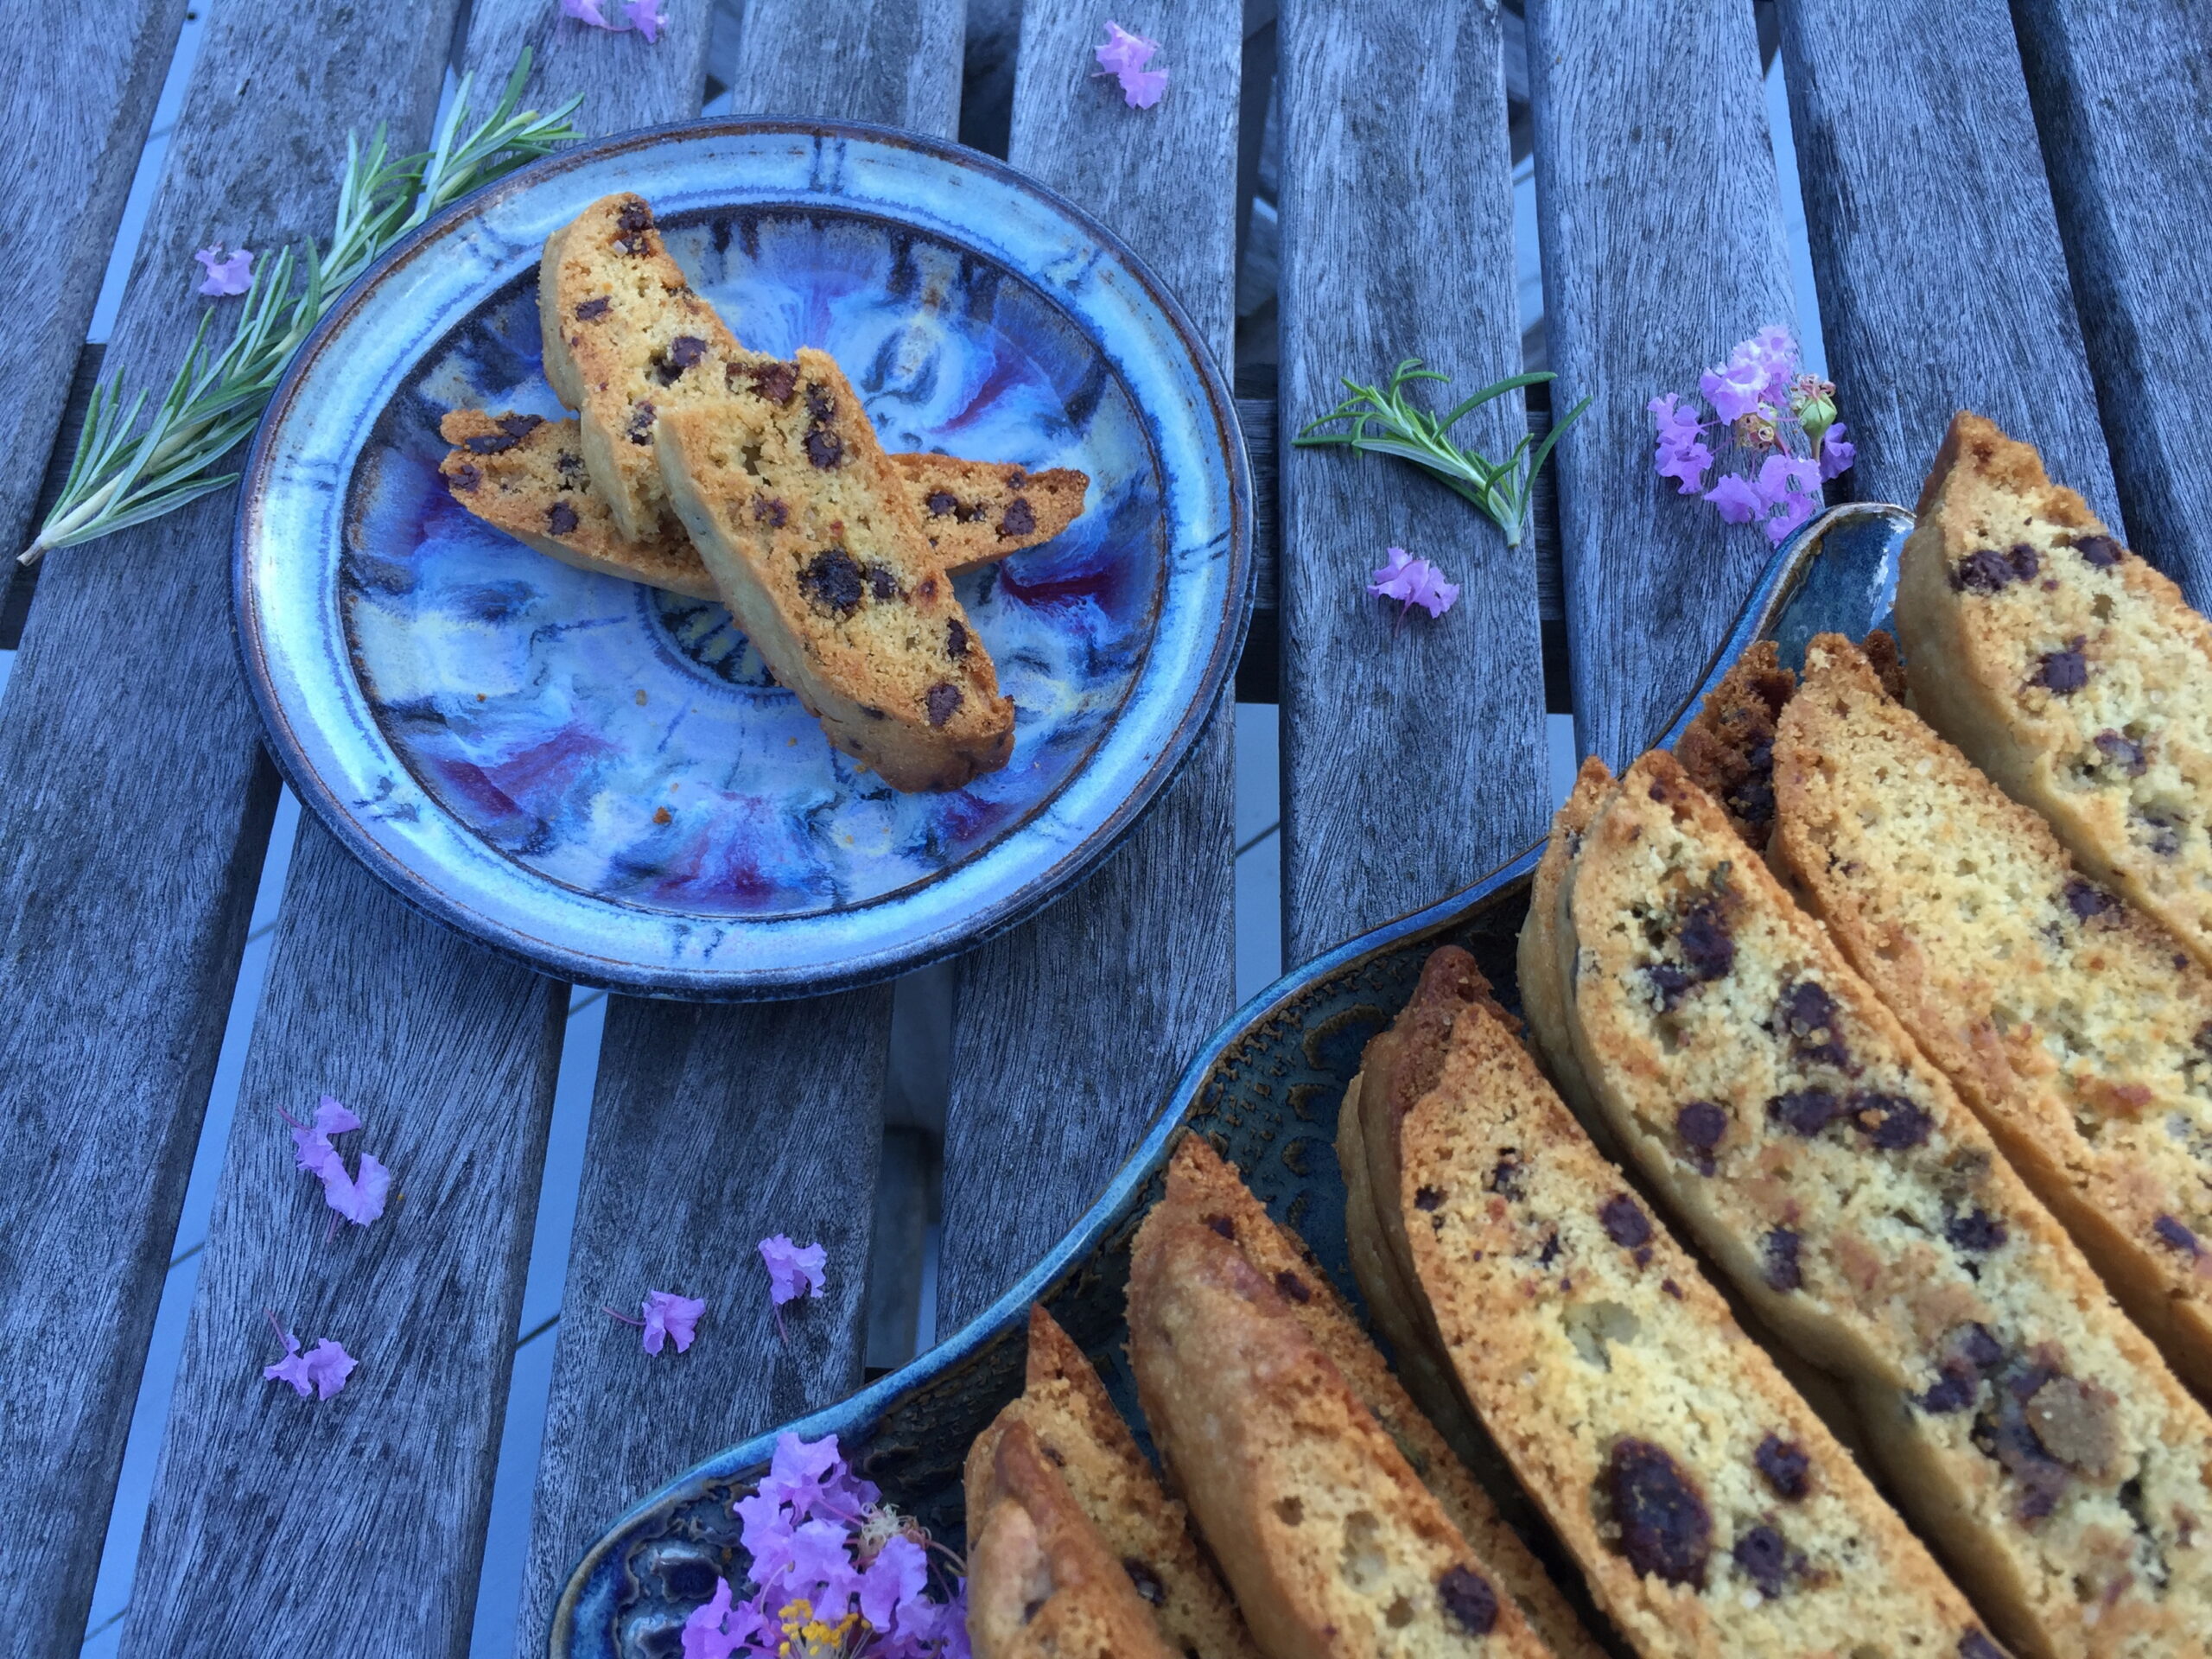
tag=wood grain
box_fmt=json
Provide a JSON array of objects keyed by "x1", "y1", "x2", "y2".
[
  {"x1": 117, "y1": 823, "x2": 565, "y2": 1659},
  {"x1": 0, "y1": 0, "x2": 188, "y2": 623},
  {"x1": 508, "y1": 4, "x2": 962, "y2": 1650},
  {"x1": 2011, "y1": 0, "x2": 2212, "y2": 605},
  {"x1": 1775, "y1": 0, "x2": 2121, "y2": 526},
  {"x1": 1277, "y1": 0, "x2": 1547, "y2": 962},
  {"x1": 1525, "y1": 0, "x2": 1795, "y2": 772},
  {"x1": 0, "y1": 0, "x2": 464, "y2": 1646},
  {"x1": 931, "y1": 0, "x2": 1244, "y2": 1332}
]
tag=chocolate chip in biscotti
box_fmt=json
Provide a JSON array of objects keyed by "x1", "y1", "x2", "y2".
[
  {"x1": 1951, "y1": 545, "x2": 2037, "y2": 594},
  {"x1": 1414, "y1": 1185, "x2": 1444, "y2": 1211},
  {"x1": 449, "y1": 462, "x2": 481, "y2": 493},
  {"x1": 946, "y1": 619, "x2": 969, "y2": 659},
  {"x1": 999, "y1": 497, "x2": 1035, "y2": 538},
  {"x1": 1204, "y1": 1213, "x2": 1235, "y2": 1239},
  {"x1": 1851, "y1": 1090, "x2": 1934, "y2": 1151},
  {"x1": 745, "y1": 361, "x2": 798, "y2": 404},
  {"x1": 2072, "y1": 533, "x2": 2123, "y2": 569},
  {"x1": 925, "y1": 683, "x2": 963, "y2": 728},
  {"x1": 799, "y1": 549, "x2": 866, "y2": 617},
  {"x1": 2153, "y1": 1214, "x2": 2202, "y2": 1256},
  {"x1": 1777, "y1": 980, "x2": 1851, "y2": 1071},
  {"x1": 1122, "y1": 1557, "x2": 1166, "y2": 1606},
  {"x1": 574, "y1": 296, "x2": 611, "y2": 321},
  {"x1": 464, "y1": 414, "x2": 543, "y2": 455},
  {"x1": 1601, "y1": 1439, "x2": 1713, "y2": 1588},
  {"x1": 546, "y1": 501, "x2": 579, "y2": 536},
  {"x1": 2035, "y1": 639, "x2": 2089, "y2": 696},
  {"x1": 805, "y1": 424, "x2": 845, "y2": 469},
  {"x1": 925, "y1": 490, "x2": 957, "y2": 518},
  {"x1": 1946, "y1": 1208, "x2": 2008, "y2": 1254},
  {"x1": 626, "y1": 401, "x2": 656, "y2": 445},
  {"x1": 2093, "y1": 729, "x2": 2148, "y2": 775},
  {"x1": 1273, "y1": 1269, "x2": 1312, "y2": 1303},
  {"x1": 1599, "y1": 1193, "x2": 1652, "y2": 1251},
  {"x1": 866, "y1": 564, "x2": 902, "y2": 603},
  {"x1": 650, "y1": 334, "x2": 707, "y2": 385},
  {"x1": 1763, "y1": 1227, "x2": 1802, "y2": 1291},
  {"x1": 753, "y1": 495, "x2": 788, "y2": 527},
  {"x1": 1730, "y1": 1523, "x2": 1796, "y2": 1598},
  {"x1": 2063, "y1": 878, "x2": 2117, "y2": 922},
  {"x1": 1768, "y1": 1087, "x2": 1845, "y2": 1139},
  {"x1": 1434, "y1": 1565, "x2": 1497, "y2": 1637},
  {"x1": 1675, "y1": 1100, "x2": 1727, "y2": 1173},
  {"x1": 1754, "y1": 1434, "x2": 1811, "y2": 1500},
  {"x1": 556, "y1": 450, "x2": 585, "y2": 480},
  {"x1": 1484, "y1": 1151, "x2": 1526, "y2": 1200},
  {"x1": 616, "y1": 200, "x2": 653, "y2": 236}
]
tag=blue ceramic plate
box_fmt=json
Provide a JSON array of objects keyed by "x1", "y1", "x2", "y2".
[
  {"x1": 550, "y1": 502, "x2": 1914, "y2": 1656},
  {"x1": 236, "y1": 120, "x2": 1249, "y2": 999}
]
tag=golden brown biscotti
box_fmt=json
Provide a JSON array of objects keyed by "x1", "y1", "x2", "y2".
[
  {"x1": 893, "y1": 454, "x2": 1089, "y2": 572},
  {"x1": 1672, "y1": 640, "x2": 1799, "y2": 855},
  {"x1": 441, "y1": 411, "x2": 1086, "y2": 599},
  {"x1": 1128, "y1": 1196, "x2": 1556, "y2": 1659},
  {"x1": 966, "y1": 1419, "x2": 1180, "y2": 1659},
  {"x1": 1895, "y1": 411, "x2": 2212, "y2": 970},
  {"x1": 1162, "y1": 1137, "x2": 1603, "y2": 1659},
  {"x1": 1517, "y1": 757, "x2": 1618, "y2": 1141},
  {"x1": 1771, "y1": 632, "x2": 2212, "y2": 1396},
  {"x1": 1543, "y1": 748, "x2": 2212, "y2": 1659},
  {"x1": 1390, "y1": 950, "x2": 2002, "y2": 1659},
  {"x1": 963, "y1": 1306, "x2": 1261, "y2": 1659},
  {"x1": 653, "y1": 350, "x2": 1014, "y2": 791}
]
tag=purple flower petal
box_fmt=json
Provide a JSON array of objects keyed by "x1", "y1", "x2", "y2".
[
  {"x1": 1093, "y1": 21, "x2": 1157, "y2": 75},
  {"x1": 1700, "y1": 359, "x2": 1768, "y2": 423},
  {"x1": 1820, "y1": 421, "x2": 1855, "y2": 480},
  {"x1": 639, "y1": 1288, "x2": 706, "y2": 1355},
  {"x1": 621, "y1": 0, "x2": 664, "y2": 40},
  {"x1": 559, "y1": 0, "x2": 615, "y2": 25},
  {"x1": 1703, "y1": 473, "x2": 1764, "y2": 524},
  {"x1": 284, "y1": 1096, "x2": 391, "y2": 1228},
  {"x1": 680, "y1": 1577, "x2": 768, "y2": 1659},
  {"x1": 262, "y1": 1323, "x2": 355, "y2": 1400},
  {"x1": 1365, "y1": 548, "x2": 1459, "y2": 619},
  {"x1": 758, "y1": 1235, "x2": 827, "y2": 1305},
  {"x1": 860, "y1": 1534, "x2": 930, "y2": 1628},
  {"x1": 194, "y1": 245, "x2": 252, "y2": 296},
  {"x1": 1118, "y1": 65, "x2": 1169, "y2": 107}
]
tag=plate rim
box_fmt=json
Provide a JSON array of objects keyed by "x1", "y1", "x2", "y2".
[{"x1": 232, "y1": 113, "x2": 1254, "y2": 1001}]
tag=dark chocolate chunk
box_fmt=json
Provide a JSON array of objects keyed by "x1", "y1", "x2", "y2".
[
  {"x1": 1952, "y1": 548, "x2": 2024, "y2": 593},
  {"x1": 753, "y1": 496, "x2": 788, "y2": 528},
  {"x1": 616, "y1": 200, "x2": 654, "y2": 236},
  {"x1": 463, "y1": 413, "x2": 543, "y2": 454},
  {"x1": 1000, "y1": 496, "x2": 1036, "y2": 538},
  {"x1": 1535, "y1": 1230, "x2": 1561, "y2": 1268},
  {"x1": 574, "y1": 296, "x2": 611, "y2": 321},
  {"x1": 1600, "y1": 1194, "x2": 1652, "y2": 1250},
  {"x1": 946, "y1": 619, "x2": 969, "y2": 659},
  {"x1": 1602, "y1": 1439, "x2": 1712, "y2": 1588},
  {"x1": 2035, "y1": 643, "x2": 2089, "y2": 696},
  {"x1": 2138, "y1": 810, "x2": 2182, "y2": 858},
  {"x1": 1952, "y1": 1323, "x2": 2005, "y2": 1373},
  {"x1": 1946, "y1": 1209, "x2": 2008, "y2": 1254},
  {"x1": 2074, "y1": 533, "x2": 2122, "y2": 569},
  {"x1": 1763, "y1": 1227, "x2": 1802, "y2": 1292},
  {"x1": 1205, "y1": 1214, "x2": 1235, "y2": 1239},
  {"x1": 1777, "y1": 980, "x2": 1850, "y2": 1070},
  {"x1": 2154, "y1": 1214, "x2": 2202, "y2": 1256},
  {"x1": 867, "y1": 565, "x2": 901, "y2": 603},
  {"x1": 925, "y1": 490, "x2": 958, "y2": 518},
  {"x1": 1919, "y1": 1366, "x2": 1980, "y2": 1414},
  {"x1": 1767, "y1": 1087, "x2": 1844, "y2": 1138},
  {"x1": 747, "y1": 362, "x2": 798, "y2": 404},
  {"x1": 1661, "y1": 1278, "x2": 1683, "y2": 1299},
  {"x1": 668, "y1": 334, "x2": 705, "y2": 370},
  {"x1": 1414, "y1": 1185, "x2": 1444, "y2": 1211},
  {"x1": 1122, "y1": 1558, "x2": 1165, "y2": 1606},
  {"x1": 1754, "y1": 1434, "x2": 1810, "y2": 1500},
  {"x1": 925, "y1": 682, "x2": 963, "y2": 728},
  {"x1": 1485, "y1": 1153, "x2": 1525, "y2": 1201},
  {"x1": 1678, "y1": 898, "x2": 1736, "y2": 981},
  {"x1": 2006, "y1": 543, "x2": 2040, "y2": 581},
  {"x1": 448, "y1": 462, "x2": 481, "y2": 493},
  {"x1": 1853, "y1": 1090, "x2": 1934, "y2": 1151},
  {"x1": 1959, "y1": 1630, "x2": 2008, "y2": 1659},
  {"x1": 546, "y1": 500, "x2": 579, "y2": 536},
  {"x1": 2094, "y1": 730, "x2": 2148, "y2": 775},
  {"x1": 500, "y1": 413, "x2": 542, "y2": 439},
  {"x1": 1645, "y1": 963, "x2": 1694, "y2": 1011},
  {"x1": 798, "y1": 549, "x2": 865, "y2": 616},
  {"x1": 2063, "y1": 879, "x2": 2117, "y2": 922},
  {"x1": 804, "y1": 425, "x2": 844, "y2": 469},
  {"x1": 1274, "y1": 1269, "x2": 1312, "y2": 1304},
  {"x1": 626, "y1": 401, "x2": 656, "y2": 445},
  {"x1": 1731, "y1": 1523, "x2": 1793, "y2": 1598},
  {"x1": 805, "y1": 383, "x2": 835, "y2": 423},
  {"x1": 556, "y1": 450, "x2": 585, "y2": 479},
  {"x1": 1675, "y1": 1101, "x2": 1727, "y2": 1173},
  {"x1": 1436, "y1": 1565, "x2": 1497, "y2": 1637}
]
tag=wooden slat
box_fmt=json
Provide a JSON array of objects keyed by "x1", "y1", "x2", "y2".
[
  {"x1": 932, "y1": 0, "x2": 1243, "y2": 1331},
  {"x1": 1276, "y1": 0, "x2": 1547, "y2": 963},
  {"x1": 1775, "y1": 0, "x2": 2121, "y2": 526},
  {"x1": 118, "y1": 826, "x2": 566, "y2": 1657},
  {"x1": 0, "y1": 0, "x2": 466, "y2": 1646},
  {"x1": 0, "y1": 0, "x2": 188, "y2": 626},
  {"x1": 508, "y1": 5, "x2": 963, "y2": 1649},
  {"x1": 1525, "y1": 0, "x2": 1795, "y2": 772},
  {"x1": 3, "y1": 343, "x2": 106, "y2": 651},
  {"x1": 2011, "y1": 0, "x2": 2212, "y2": 605}
]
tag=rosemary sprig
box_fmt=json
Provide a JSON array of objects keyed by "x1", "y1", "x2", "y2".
[
  {"x1": 1294, "y1": 358, "x2": 1592, "y2": 550},
  {"x1": 21, "y1": 53, "x2": 582, "y2": 566}
]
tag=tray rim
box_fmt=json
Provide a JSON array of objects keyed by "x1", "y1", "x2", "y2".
[{"x1": 232, "y1": 113, "x2": 1255, "y2": 1002}]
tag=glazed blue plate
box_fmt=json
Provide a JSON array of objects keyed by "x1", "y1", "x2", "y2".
[
  {"x1": 236, "y1": 119, "x2": 1249, "y2": 999},
  {"x1": 550, "y1": 502, "x2": 1913, "y2": 1656}
]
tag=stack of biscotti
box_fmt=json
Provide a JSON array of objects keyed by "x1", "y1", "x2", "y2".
[
  {"x1": 966, "y1": 1305, "x2": 1261, "y2": 1659},
  {"x1": 1523, "y1": 749, "x2": 2212, "y2": 1659},
  {"x1": 1370, "y1": 946, "x2": 2005, "y2": 1658},
  {"x1": 1895, "y1": 411, "x2": 2212, "y2": 969}
]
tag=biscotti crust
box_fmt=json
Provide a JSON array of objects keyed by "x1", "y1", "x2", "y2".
[
  {"x1": 1518, "y1": 757, "x2": 1620, "y2": 1147},
  {"x1": 653, "y1": 348, "x2": 1014, "y2": 791},
  {"x1": 1774, "y1": 633, "x2": 2212, "y2": 1397},
  {"x1": 1128, "y1": 1200, "x2": 1554, "y2": 1659},
  {"x1": 1395, "y1": 954, "x2": 1998, "y2": 1659},
  {"x1": 1895, "y1": 411, "x2": 2212, "y2": 971},
  {"x1": 1555, "y1": 750, "x2": 2212, "y2": 1659},
  {"x1": 895, "y1": 454, "x2": 1089, "y2": 573}
]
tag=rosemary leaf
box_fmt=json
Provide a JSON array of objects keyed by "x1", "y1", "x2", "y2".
[{"x1": 21, "y1": 51, "x2": 582, "y2": 565}]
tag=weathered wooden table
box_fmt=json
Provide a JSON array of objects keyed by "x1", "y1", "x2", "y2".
[{"x1": 2, "y1": 0, "x2": 2207, "y2": 1653}]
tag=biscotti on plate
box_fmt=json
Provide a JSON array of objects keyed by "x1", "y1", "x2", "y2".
[
  {"x1": 441, "y1": 412, "x2": 1084, "y2": 600},
  {"x1": 966, "y1": 1417, "x2": 1179, "y2": 1659},
  {"x1": 1768, "y1": 632, "x2": 2212, "y2": 1397},
  {"x1": 1531, "y1": 748, "x2": 2212, "y2": 1659},
  {"x1": 896, "y1": 454, "x2": 1089, "y2": 573},
  {"x1": 1895, "y1": 411, "x2": 2212, "y2": 969},
  {"x1": 1160, "y1": 1137, "x2": 1604, "y2": 1659},
  {"x1": 1128, "y1": 1185, "x2": 1557, "y2": 1659},
  {"x1": 964, "y1": 1306, "x2": 1260, "y2": 1659},
  {"x1": 653, "y1": 348, "x2": 1014, "y2": 791},
  {"x1": 1384, "y1": 948, "x2": 1999, "y2": 1659}
]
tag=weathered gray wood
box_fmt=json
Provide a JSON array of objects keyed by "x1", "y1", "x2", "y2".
[
  {"x1": 1276, "y1": 0, "x2": 1547, "y2": 963},
  {"x1": 118, "y1": 823, "x2": 565, "y2": 1659},
  {"x1": 2, "y1": 344, "x2": 106, "y2": 651},
  {"x1": 0, "y1": 0, "x2": 465, "y2": 1645},
  {"x1": 0, "y1": 0, "x2": 188, "y2": 627},
  {"x1": 1525, "y1": 0, "x2": 1794, "y2": 772},
  {"x1": 510, "y1": 5, "x2": 963, "y2": 1649},
  {"x1": 2011, "y1": 0, "x2": 2212, "y2": 606},
  {"x1": 1775, "y1": 0, "x2": 2120, "y2": 526},
  {"x1": 512, "y1": 988, "x2": 892, "y2": 1656},
  {"x1": 459, "y1": 0, "x2": 720, "y2": 137},
  {"x1": 932, "y1": 0, "x2": 1244, "y2": 1331}
]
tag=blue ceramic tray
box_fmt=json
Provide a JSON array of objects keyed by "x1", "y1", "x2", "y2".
[
  {"x1": 235, "y1": 119, "x2": 1249, "y2": 999},
  {"x1": 550, "y1": 501, "x2": 1914, "y2": 1656}
]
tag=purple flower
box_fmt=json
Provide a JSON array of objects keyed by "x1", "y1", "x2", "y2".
[
  {"x1": 1703, "y1": 474, "x2": 1764, "y2": 524},
  {"x1": 760, "y1": 1430, "x2": 848, "y2": 1516},
  {"x1": 859, "y1": 1534, "x2": 930, "y2": 1629},
  {"x1": 1699, "y1": 359, "x2": 1769, "y2": 423},
  {"x1": 1755, "y1": 454, "x2": 1824, "y2": 544},
  {"x1": 759, "y1": 1235, "x2": 827, "y2": 1305},
  {"x1": 280, "y1": 1095, "x2": 391, "y2": 1230},
  {"x1": 194, "y1": 245, "x2": 252, "y2": 296},
  {"x1": 641, "y1": 1289, "x2": 705, "y2": 1355},
  {"x1": 1093, "y1": 22, "x2": 1167, "y2": 107},
  {"x1": 558, "y1": 0, "x2": 612, "y2": 22},
  {"x1": 1366, "y1": 547, "x2": 1459, "y2": 621},
  {"x1": 1820, "y1": 420, "x2": 1855, "y2": 480},
  {"x1": 261, "y1": 1315, "x2": 357, "y2": 1401},
  {"x1": 680, "y1": 1577, "x2": 767, "y2": 1659},
  {"x1": 622, "y1": 0, "x2": 664, "y2": 38},
  {"x1": 1648, "y1": 394, "x2": 1714, "y2": 493}
]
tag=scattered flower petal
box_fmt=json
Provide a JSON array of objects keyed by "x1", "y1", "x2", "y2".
[
  {"x1": 281, "y1": 1094, "x2": 390, "y2": 1229},
  {"x1": 559, "y1": 0, "x2": 613, "y2": 24},
  {"x1": 1365, "y1": 547, "x2": 1459, "y2": 622},
  {"x1": 261, "y1": 1316, "x2": 357, "y2": 1400},
  {"x1": 759, "y1": 1235, "x2": 828, "y2": 1306},
  {"x1": 1703, "y1": 473, "x2": 1764, "y2": 525},
  {"x1": 194, "y1": 245, "x2": 252, "y2": 296},
  {"x1": 1092, "y1": 22, "x2": 1167, "y2": 107},
  {"x1": 640, "y1": 1288, "x2": 706, "y2": 1355},
  {"x1": 622, "y1": 0, "x2": 665, "y2": 40},
  {"x1": 1118, "y1": 66, "x2": 1169, "y2": 108}
]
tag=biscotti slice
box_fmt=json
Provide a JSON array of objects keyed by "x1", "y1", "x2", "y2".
[
  {"x1": 967, "y1": 1418, "x2": 1179, "y2": 1659},
  {"x1": 1770, "y1": 632, "x2": 2212, "y2": 1396},
  {"x1": 1162, "y1": 1137, "x2": 1604, "y2": 1659},
  {"x1": 897, "y1": 454, "x2": 1089, "y2": 572},
  {"x1": 1895, "y1": 411, "x2": 2212, "y2": 969},
  {"x1": 1551, "y1": 749, "x2": 2212, "y2": 1659},
  {"x1": 1517, "y1": 756, "x2": 1618, "y2": 1138},
  {"x1": 963, "y1": 1306, "x2": 1261, "y2": 1659},
  {"x1": 1128, "y1": 1194, "x2": 1557, "y2": 1659},
  {"x1": 653, "y1": 351, "x2": 1014, "y2": 791},
  {"x1": 1390, "y1": 949, "x2": 2000, "y2": 1659},
  {"x1": 441, "y1": 412, "x2": 1084, "y2": 600},
  {"x1": 1672, "y1": 641, "x2": 1799, "y2": 854}
]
